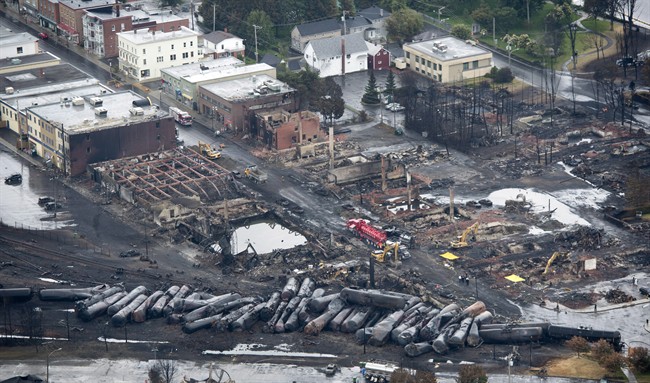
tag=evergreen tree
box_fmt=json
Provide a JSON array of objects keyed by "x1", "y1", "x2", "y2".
[
  {"x1": 362, "y1": 71, "x2": 381, "y2": 105},
  {"x1": 385, "y1": 70, "x2": 396, "y2": 102}
]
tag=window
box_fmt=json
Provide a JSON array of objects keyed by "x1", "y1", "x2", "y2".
[
  {"x1": 111, "y1": 25, "x2": 115, "y2": 31},
  {"x1": 157, "y1": 56, "x2": 163, "y2": 62},
  {"x1": 190, "y1": 41, "x2": 193, "y2": 46},
  {"x1": 86, "y1": 147, "x2": 91, "y2": 153},
  {"x1": 463, "y1": 62, "x2": 469, "y2": 70},
  {"x1": 158, "y1": 46, "x2": 161, "y2": 52},
  {"x1": 346, "y1": 54, "x2": 351, "y2": 58},
  {"x1": 143, "y1": 59, "x2": 147, "y2": 64},
  {"x1": 433, "y1": 63, "x2": 437, "y2": 70},
  {"x1": 170, "y1": 54, "x2": 176, "y2": 61},
  {"x1": 17, "y1": 47, "x2": 23, "y2": 54},
  {"x1": 183, "y1": 42, "x2": 186, "y2": 48},
  {"x1": 120, "y1": 23, "x2": 124, "y2": 31},
  {"x1": 190, "y1": 51, "x2": 194, "y2": 57},
  {"x1": 142, "y1": 48, "x2": 146, "y2": 54},
  {"x1": 182, "y1": 52, "x2": 188, "y2": 59},
  {"x1": 171, "y1": 44, "x2": 174, "y2": 49},
  {"x1": 415, "y1": 56, "x2": 419, "y2": 64},
  {"x1": 140, "y1": 69, "x2": 150, "y2": 77},
  {"x1": 472, "y1": 60, "x2": 479, "y2": 69},
  {"x1": 427, "y1": 60, "x2": 431, "y2": 68},
  {"x1": 405, "y1": 51, "x2": 410, "y2": 59}
]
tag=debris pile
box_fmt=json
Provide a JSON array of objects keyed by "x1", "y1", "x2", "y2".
[
  {"x1": 604, "y1": 288, "x2": 636, "y2": 304},
  {"x1": 554, "y1": 227, "x2": 604, "y2": 250}
]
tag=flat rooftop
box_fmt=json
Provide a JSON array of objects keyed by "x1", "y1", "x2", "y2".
[
  {"x1": 0, "y1": 31, "x2": 38, "y2": 46},
  {"x1": 117, "y1": 26, "x2": 198, "y2": 45},
  {"x1": 1, "y1": 83, "x2": 110, "y2": 111},
  {"x1": 59, "y1": 0, "x2": 115, "y2": 9},
  {"x1": 179, "y1": 63, "x2": 275, "y2": 84},
  {"x1": 404, "y1": 36, "x2": 491, "y2": 61},
  {"x1": 27, "y1": 91, "x2": 166, "y2": 134},
  {"x1": 0, "y1": 63, "x2": 93, "y2": 94},
  {"x1": 161, "y1": 57, "x2": 244, "y2": 79},
  {"x1": 85, "y1": 9, "x2": 187, "y2": 24},
  {"x1": 0, "y1": 51, "x2": 60, "y2": 70},
  {"x1": 201, "y1": 74, "x2": 294, "y2": 103}
]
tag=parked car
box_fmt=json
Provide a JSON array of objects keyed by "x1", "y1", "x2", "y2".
[
  {"x1": 44, "y1": 201, "x2": 62, "y2": 211},
  {"x1": 616, "y1": 57, "x2": 643, "y2": 67},
  {"x1": 389, "y1": 103, "x2": 405, "y2": 112},
  {"x1": 231, "y1": 170, "x2": 242, "y2": 179},
  {"x1": 38, "y1": 32, "x2": 48, "y2": 40},
  {"x1": 38, "y1": 196, "x2": 55, "y2": 205},
  {"x1": 4, "y1": 173, "x2": 22, "y2": 185},
  {"x1": 119, "y1": 249, "x2": 141, "y2": 258}
]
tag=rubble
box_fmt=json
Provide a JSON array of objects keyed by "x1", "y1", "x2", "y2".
[{"x1": 604, "y1": 288, "x2": 636, "y2": 304}]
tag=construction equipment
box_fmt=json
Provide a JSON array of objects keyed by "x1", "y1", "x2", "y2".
[
  {"x1": 347, "y1": 218, "x2": 387, "y2": 248},
  {"x1": 371, "y1": 241, "x2": 400, "y2": 263},
  {"x1": 450, "y1": 222, "x2": 479, "y2": 248},
  {"x1": 197, "y1": 141, "x2": 221, "y2": 160},
  {"x1": 543, "y1": 251, "x2": 567, "y2": 275},
  {"x1": 244, "y1": 165, "x2": 268, "y2": 183}
]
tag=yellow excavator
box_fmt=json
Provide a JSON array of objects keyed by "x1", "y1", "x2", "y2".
[
  {"x1": 450, "y1": 222, "x2": 479, "y2": 248},
  {"x1": 543, "y1": 251, "x2": 567, "y2": 275},
  {"x1": 371, "y1": 241, "x2": 400, "y2": 263},
  {"x1": 197, "y1": 141, "x2": 221, "y2": 160}
]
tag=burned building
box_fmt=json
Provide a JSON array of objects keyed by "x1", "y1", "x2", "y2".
[
  {"x1": 254, "y1": 110, "x2": 324, "y2": 150},
  {"x1": 25, "y1": 91, "x2": 174, "y2": 176},
  {"x1": 197, "y1": 74, "x2": 297, "y2": 135}
]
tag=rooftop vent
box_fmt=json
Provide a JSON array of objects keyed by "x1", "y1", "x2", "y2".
[
  {"x1": 72, "y1": 97, "x2": 84, "y2": 106},
  {"x1": 94, "y1": 107, "x2": 108, "y2": 117},
  {"x1": 129, "y1": 107, "x2": 144, "y2": 116},
  {"x1": 89, "y1": 97, "x2": 103, "y2": 106},
  {"x1": 5, "y1": 87, "x2": 14, "y2": 95},
  {"x1": 432, "y1": 42, "x2": 447, "y2": 53},
  {"x1": 11, "y1": 58, "x2": 21, "y2": 65}
]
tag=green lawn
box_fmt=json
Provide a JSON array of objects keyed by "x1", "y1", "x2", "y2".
[{"x1": 581, "y1": 18, "x2": 611, "y2": 33}]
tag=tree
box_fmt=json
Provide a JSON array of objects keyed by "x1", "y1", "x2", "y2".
[
  {"x1": 457, "y1": 365, "x2": 487, "y2": 383},
  {"x1": 494, "y1": 67, "x2": 514, "y2": 83},
  {"x1": 451, "y1": 24, "x2": 472, "y2": 40},
  {"x1": 245, "y1": 10, "x2": 275, "y2": 54},
  {"x1": 601, "y1": 353, "x2": 625, "y2": 371},
  {"x1": 583, "y1": 0, "x2": 609, "y2": 20},
  {"x1": 470, "y1": 3, "x2": 493, "y2": 28},
  {"x1": 385, "y1": 70, "x2": 397, "y2": 100},
  {"x1": 341, "y1": 0, "x2": 356, "y2": 15},
  {"x1": 565, "y1": 336, "x2": 590, "y2": 357},
  {"x1": 385, "y1": 8, "x2": 423, "y2": 43},
  {"x1": 155, "y1": 359, "x2": 178, "y2": 383},
  {"x1": 278, "y1": 68, "x2": 324, "y2": 110},
  {"x1": 361, "y1": 71, "x2": 381, "y2": 105},
  {"x1": 317, "y1": 78, "x2": 345, "y2": 127},
  {"x1": 628, "y1": 347, "x2": 650, "y2": 373},
  {"x1": 159, "y1": 0, "x2": 181, "y2": 8},
  {"x1": 495, "y1": 6, "x2": 518, "y2": 31},
  {"x1": 390, "y1": 369, "x2": 437, "y2": 383},
  {"x1": 591, "y1": 339, "x2": 615, "y2": 362}
]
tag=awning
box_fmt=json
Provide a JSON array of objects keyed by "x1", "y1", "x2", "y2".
[
  {"x1": 504, "y1": 274, "x2": 525, "y2": 283},
  {"x1": 181, "y1": 93, "x2": 192, "y2": 100},
  {"x1": 439, "y1": 252, "x2": 459, "y2": 260},
  {"x1": 57, "y1": 23, "x2": 78, "y2": 36}
]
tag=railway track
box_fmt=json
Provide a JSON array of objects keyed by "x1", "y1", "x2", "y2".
[{"x1": 0, "y1": 234, "x2": 183, "y2": 285}]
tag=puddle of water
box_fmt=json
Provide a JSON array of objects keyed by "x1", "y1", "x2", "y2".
[
  {"x1": 231, "y1": 222, "x2": 306, "y2": 254},
  {"x1": 488, "y1": 187, "x2": 608, "y2": 227},
  {"x1": 0, "y1": 152, "x2": 75, "y2": 230}
]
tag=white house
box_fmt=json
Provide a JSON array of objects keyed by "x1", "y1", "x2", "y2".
[
  {"x1": 0, "y1": 32, "x2": 39, "y2": 60},
  {"x1": 202, "y1": 30, "x2": 245, "y2": 59},
  {"x1": 117, "y1": 26, "x2": 202, "y2": 81},
  {"x1": 304, "y1": 33, "x2": 369, "y2": 78}
]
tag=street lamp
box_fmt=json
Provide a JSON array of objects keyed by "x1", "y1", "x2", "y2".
[
  {"x1": 47, "y1": 347, "x2": 62, "y2": 383},
  {"x1": 568, "y1": 22, "x2": 579, "y2": 70}
]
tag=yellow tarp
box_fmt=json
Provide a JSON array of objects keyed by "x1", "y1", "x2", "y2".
[
  {"x1": 440, "y1": 252, "x2": 459, "y2": 260},
  {"x1": 505, "y1": 274, "x2": 525, "y2": 283}
]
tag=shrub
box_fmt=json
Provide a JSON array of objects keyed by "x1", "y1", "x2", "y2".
[
  {"x1": 600, "y1": 353, "x2": 625, "y2": 371},
  {"x1": 494, "y1": 67, "x2": 514, "y2": 83},
  {"x1": 451, "y1": 24, "x2": 472, "y2": 40},
  {"x1": 628, "y1": 347, "x2": 650, "y2": 373},
  {"x1": 457, "y1": 365, "x2": 487, "y2": 383},
  {"x1": 591, "y1": 339, "x2": 615, "y2": 362},
  {"x1": 565, "y1": 336, "x2": 590, "y2": 357}
]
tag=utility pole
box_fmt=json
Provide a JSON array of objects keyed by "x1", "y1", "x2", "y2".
[
  {"x1": 190, "y1": 0, "x2": 194, "y2": 31},
  {"x1": 493, "y1": 17, "x2": 496, "y2": 46},
  {"x1": 212, "y1": 4, "x2": 216, "y2": 32},
  {"x1": 341, "y1": 10, "x2": 348, "y2": 35},
  {"x1": 253, "y1": 24, "x2": 261, "y2": 63}
]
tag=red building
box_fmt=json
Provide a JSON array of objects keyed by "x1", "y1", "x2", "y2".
[
  {"x1": 367, "y1": 43, "x2": 390, "y2": 71},
  {"x1": 58, "y1": 0, "x2": 112, "y2": 44},
  {"x1": 38, "y1": 0, "x2": 60, "y2": 32},
  {"x1": 255, "y1": 110, "x2": 324, "y2": 150}
]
